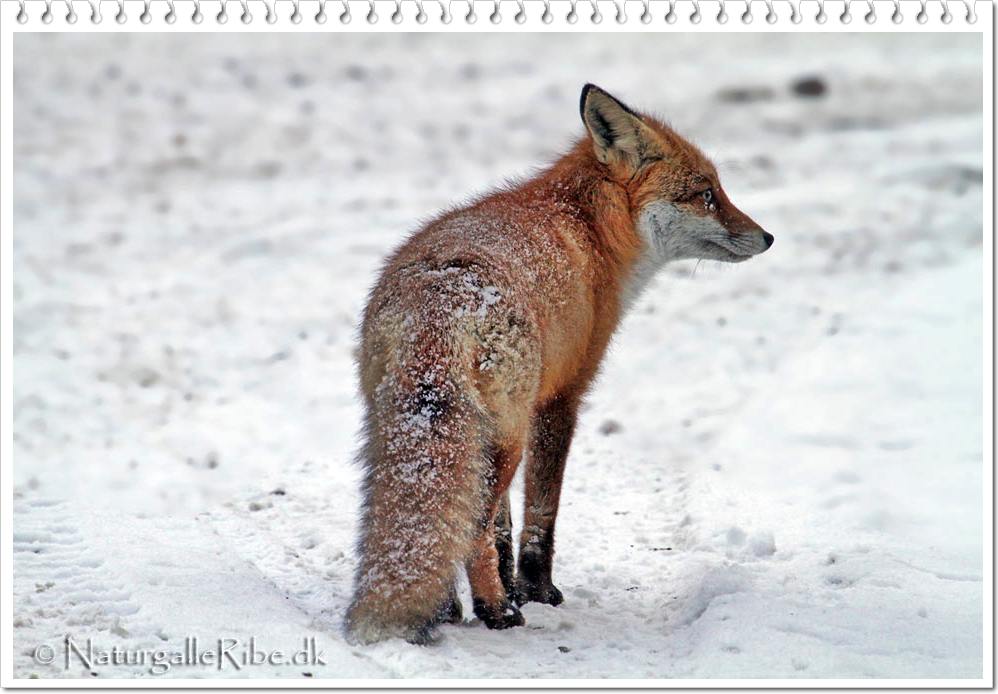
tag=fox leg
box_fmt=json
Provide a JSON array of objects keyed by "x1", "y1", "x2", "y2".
[
  {"x1": 431, "y1": 582, "x2": 463, "y2": 626},
  {"x1": 494, "y1": 490, "x2": 516, "y2": 600},
  {"x1": 515, "y1": 394, "x2": 579, "y2": 607},
  {"x1": 468, "y1": 446, "x2": 525, "y2": 630}
]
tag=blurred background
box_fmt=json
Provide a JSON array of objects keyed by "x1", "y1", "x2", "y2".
[{"x1": 13, "y1": 33, "x2": 984, "y2": 679}]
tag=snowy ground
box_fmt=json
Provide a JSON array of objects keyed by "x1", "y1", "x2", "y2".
[{"x1": 10, "y1": 32, "x2": 986, "y2": 680}]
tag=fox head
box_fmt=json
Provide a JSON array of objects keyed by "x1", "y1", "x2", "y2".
[{"x1": 580, "y1": 84, "x2": 773, "y2": 267}]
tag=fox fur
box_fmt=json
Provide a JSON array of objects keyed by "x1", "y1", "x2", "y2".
[{"x1": 345, "y1": 84, "x2": 772, "y2": 645}]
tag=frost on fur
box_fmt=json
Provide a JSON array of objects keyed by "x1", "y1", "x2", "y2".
[{"x1": 345, "y1": 265, "x2": 505, "y2": 644}]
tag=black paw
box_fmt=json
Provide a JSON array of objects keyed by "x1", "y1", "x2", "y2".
[
  {"x1": 406, "y1": 623, "x2": 443, "y2": 646},
  {"x1": 473, "y1": 598, "x2": 526, "y2": 630},
  {"x1": 513, "y1": 579, "x2": 564, "y2": 607},
  {"x1": 433, "y1": 595, "x2": 464, "y2": 625}
]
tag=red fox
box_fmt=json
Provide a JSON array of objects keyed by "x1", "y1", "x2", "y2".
[{"x1": 345, "y1": 84, "x2": 772, "y2": 645}]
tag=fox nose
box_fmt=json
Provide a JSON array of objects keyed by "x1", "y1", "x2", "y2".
[{"x1": 762, "y1": 232, "x2": 775, "y2": 249}]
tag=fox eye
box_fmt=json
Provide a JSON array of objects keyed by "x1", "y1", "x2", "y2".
[{"x1": 701, "y1": 188, "x2": 717, "y2": 212}]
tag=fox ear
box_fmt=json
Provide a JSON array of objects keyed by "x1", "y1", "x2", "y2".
[{"x1": 580, "y1": 84, "x2": 653, "y2": 168}]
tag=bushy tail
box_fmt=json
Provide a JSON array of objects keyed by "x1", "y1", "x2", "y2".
[{"x1": 345, "y1": 342, "x2": 491, "y2": 645}]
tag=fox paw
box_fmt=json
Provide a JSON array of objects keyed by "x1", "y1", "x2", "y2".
[
  {"x1": 473, "y1": 598, "x2": 525, "y2": 630},
  {"x1": 405, "y1": 623, "x2": 443, "y2": 646},
  {"x1": 513, "y1": 579, "x2": 564, "y2": 607},
  {"x1": 433, "y1": 595, "x2": 464, "y2": 625}
]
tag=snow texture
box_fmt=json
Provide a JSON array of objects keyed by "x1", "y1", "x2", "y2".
[{"x1": 12, "y1": 32, "x2": 984, "y2": 679}]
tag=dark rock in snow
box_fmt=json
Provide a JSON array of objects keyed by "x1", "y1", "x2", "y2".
[
  {"x1": 598, "y1": 419, "x2": 623, "y2": 436},
  {"x1": 716, "y1": 86, "x2": 775, "y2": 103},
  {"x1": 790, "y1": 75, "x2": 827, "y2": 98}
]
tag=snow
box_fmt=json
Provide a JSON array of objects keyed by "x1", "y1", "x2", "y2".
[{"x1": 10, "y1": 32, "x2": 985, "y2": 680}]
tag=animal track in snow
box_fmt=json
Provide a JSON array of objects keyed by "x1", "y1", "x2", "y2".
[{"x1": 14, "y1": 499, "x2": 143, "y2": 678}]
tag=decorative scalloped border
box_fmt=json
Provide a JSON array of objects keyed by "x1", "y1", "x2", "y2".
[{"x1": 10, "y1": 0, "x2": 982, "y2": 26}]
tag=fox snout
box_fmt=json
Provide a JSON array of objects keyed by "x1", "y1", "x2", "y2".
[
  {"x1": 731, "y1": 227, "x2": 775, "y2": 258},
  {"x1": 716, "y1": 189, "x2": 773, "y2": 256},
  {"x1": 724, "y1": 224, "x2": 774, "y2": 259},
  {"x1": 747, "y1": 229, "x2": 775, "y2": 256},
  {"x1": 729, "y1": 227, "x2": 773, "y2": 259}
]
